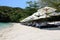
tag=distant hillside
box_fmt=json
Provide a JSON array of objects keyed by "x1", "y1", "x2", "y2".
[
  {"x1": 0, "y1": 6, "x2": 24, "y2": 22},
  {"x1": 0, "y1": 6, "x2": 37, "y2": 22}
]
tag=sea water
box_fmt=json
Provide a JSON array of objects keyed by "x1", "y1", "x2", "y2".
[{"x1": 0, "y1": 23, "x2": 13, "y2": 29}]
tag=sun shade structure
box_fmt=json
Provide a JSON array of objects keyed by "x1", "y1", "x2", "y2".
[
  {"x1": 38, "y1": 7, "x2": 56, "y2": 13},
  {"x1": 20, "y1": 7, "x2": 59, "y2": 22}
]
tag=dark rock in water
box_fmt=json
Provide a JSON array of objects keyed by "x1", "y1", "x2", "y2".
[{"x1": 39, "y1": 24, "x2": 58, "y2": 29}]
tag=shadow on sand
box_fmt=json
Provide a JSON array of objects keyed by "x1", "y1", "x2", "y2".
[
  {"x1": 30, "y1": 26, "x2": 60, "y2": 30},
  {"x1": 40, "y1": 27, "x2": 60, "y2": 30},
  {"x1": 21, "y1": 23, "x2": 60, "y2": 30}
]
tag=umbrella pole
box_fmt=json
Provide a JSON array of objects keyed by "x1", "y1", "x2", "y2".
[
  {"x1": 45, "y1": 8, "x2": 48, "y2": 25},
  {"x1": 54, "y1": 14, "x2": 55, "y2": 25},
  {"x1": 46, "y1": 14, "x2": 47, "y2": 25},
  {"x1": 45, "y1": 13, "x2": 48, "y2": 25}
]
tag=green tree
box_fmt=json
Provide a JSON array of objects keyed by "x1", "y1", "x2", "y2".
[
  {"x1": 0, "y1": 6, "x2": 23, "y2": 22},
  {"x1": 38, "y1": 0, "x2": 60, "y2": 12},
  {"x1": 27, "y1": 1, "x2": 39, "y2": 9},
  {"x1": 24, "y1": 1, "x2": 39, "y2": 16}
]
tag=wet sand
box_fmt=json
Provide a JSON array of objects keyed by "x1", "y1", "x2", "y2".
[{"x1": 0, "y1": 23, "x2": 60, "y2": 40}]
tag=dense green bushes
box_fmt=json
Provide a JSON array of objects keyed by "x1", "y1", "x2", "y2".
[
  {"x1": 0, "y1": 6, "x2": 37, "y2": 22},
  {"x1": 0, "y1": 6, "x2": 22, "y2": 22}
]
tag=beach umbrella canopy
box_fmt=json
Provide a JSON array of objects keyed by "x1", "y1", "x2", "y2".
[
  {"x1": 20, "y1": 15, "x2": 49, "y2": 22},
  {"x1": 20, "y1": 7, "x2": 57, "y2": 22},
  {"x1": 38, "y1": 7, "x2": 56, "y2": 13},
  {"x1": 32, "y1": 7, "x2": 57, "y2": 16},
  {"x1": 49, "y1": 12, "x2": 60, "y2": 16}
]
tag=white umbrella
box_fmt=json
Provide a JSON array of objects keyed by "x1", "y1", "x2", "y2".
[
  {"x1": 38, "y1": 7, "x2": 56, "y2": 13},
  {"x1": 20, "y1": 16, "x2": 33, "y2": 22},
  {"x1": 37, "y1": 7, "x2": 56, "y2": 21},
  {"x1": 33, "y1": 7, "x2": 57, "y2": 16},
  {"x1": 20, "y1": 7, "x2": 57, "y2": 22},
  {"x1": 40, "y1": 7, "x2": 57, "y2": 24},
  {"x1": 49, "y1": 12, "x2": 60, "y2": 16}
]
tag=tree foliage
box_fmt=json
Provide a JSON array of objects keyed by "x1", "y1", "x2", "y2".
[
  {"x1": 0, "y1": 6, "x2": 24, "y2": 22},
  {"x1": 39, "y1": 0, "x2": 60, "y2": 12},
  {"x1": 0, "y1": 1, "x2": 38, "y2": 22}
]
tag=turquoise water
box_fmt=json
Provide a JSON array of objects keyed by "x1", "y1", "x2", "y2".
[{"x1": 0, "y1": 23, "x2": 12, "y2": 29}]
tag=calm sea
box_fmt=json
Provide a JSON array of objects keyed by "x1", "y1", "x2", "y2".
[{"x1": 0, "y1": 23, "x2": 13, "y2": 29}]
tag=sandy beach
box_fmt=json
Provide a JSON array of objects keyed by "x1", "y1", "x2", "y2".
[{"x1": 0, "y1": 23, "x2": 60, "y2": 40}]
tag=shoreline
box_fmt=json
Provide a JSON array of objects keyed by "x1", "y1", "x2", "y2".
[{"x1": 0, "y1": 23, "x2": 60, "y2": 40}]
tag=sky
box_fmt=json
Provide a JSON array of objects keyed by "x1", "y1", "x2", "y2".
[{"x1": 0, "y1": 0, "x2": 35, "y2": 8}]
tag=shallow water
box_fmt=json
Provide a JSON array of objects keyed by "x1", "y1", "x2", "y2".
[{"x1": 0, "y1": 23, "x2": 13, "y2": 29}]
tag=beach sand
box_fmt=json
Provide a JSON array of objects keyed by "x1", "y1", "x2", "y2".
[{"x1": 0, "y1": 23, "x2": 60, "y2": 40}]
